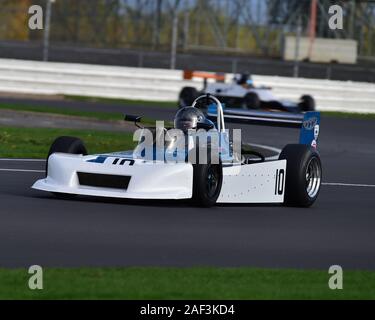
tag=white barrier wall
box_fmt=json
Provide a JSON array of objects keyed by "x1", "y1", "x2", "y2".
[
  {"x1": 0, "y1": 58, "x2": 374, "y2": 113},
  {"x1": 283, "y1": 36, "x2": 357, "y2": 64}
]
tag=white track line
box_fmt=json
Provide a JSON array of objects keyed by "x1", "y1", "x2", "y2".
[
  {"x1": 0, "y1": 168, "x2": 44, "y2": 173},
  {"x1": 0, "y1": 169, "x2": 374, "y2": 189},
  {"x1": 0, "y1": 159, "x2": 373, "y2": 189},
  {"x1": 243, "y1": 148, "x2": 374, "y2": 188},
  {"x1": 0, "y1": 158, "x2": 45, "y2": 162},
  {"x1": 322, "y1": 182, "x2": 375, "y2": 188}
]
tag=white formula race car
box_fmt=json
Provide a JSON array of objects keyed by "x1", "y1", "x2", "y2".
[
  {"x1": 179, "y1": 71, "x2": 315, "y2": 112},
  {"x1": 32, "y1": 95, "x2": 322, "y2": 207}
]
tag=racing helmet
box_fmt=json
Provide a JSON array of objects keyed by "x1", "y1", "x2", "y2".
[
  {"x1": 235, "y1": 73, "x2": 249, "y2": 85},
  {"x1": 174, "y1": 107, "x2": 214, "y2": 131},
  {"x1": 234, "y1": 73, "x2": 254, "y2": 87}
]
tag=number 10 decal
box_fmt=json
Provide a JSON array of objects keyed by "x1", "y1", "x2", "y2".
[{"x1": 275, "y1": 169, "x2": 285, "y2": 195}]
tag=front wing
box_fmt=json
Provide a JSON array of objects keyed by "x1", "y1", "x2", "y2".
[{"x1": 32, "y1": 153, "x2": 194, "y2": 199}]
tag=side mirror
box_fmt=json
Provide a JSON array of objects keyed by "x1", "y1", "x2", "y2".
[{"x1": 124, "y1": 114, "x2": 143, "y2": 128}]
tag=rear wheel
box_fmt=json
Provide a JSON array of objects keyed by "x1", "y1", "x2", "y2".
[
  {"x1": 299, "y1": 95, "x2": 315, "y2": 111},
  {"x1": 279, "y1": 144, "x2": 322, "y2": 207},
  {"x1": 243, "y1": 92, "x2": 261, "y2": 109},
  {"x1": 179, "y1": 87, "x2": 199, "y2": 107},
  {"x1": 47, "y1": 136, "x2": 88, "y2": 199}
]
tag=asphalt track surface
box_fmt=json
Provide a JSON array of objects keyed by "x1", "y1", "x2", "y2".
[{"x1": 0, "y1": 97, "x2": 375, "y2": 269}]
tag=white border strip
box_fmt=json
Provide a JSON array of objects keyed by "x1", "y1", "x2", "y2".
[
  {"x1": 0, "y1": 167, "x2": 374, "y2": 189},
  {"x1": 322, "y1": 182, "x2": 375, "y2": 188},
  {"x1": 0, "y1": 168, "x2": 44, "y2": 173},
  {"x1": 0, "y1": 158, "x2": 45, "y2": 162}
]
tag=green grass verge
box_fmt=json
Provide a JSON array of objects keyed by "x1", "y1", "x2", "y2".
[
  {"x1": 0, "y1": 103, "x2": 121, "y2": 121},
  {"x1": 0, "y1": 267, "x2": 374, "y2": 299},
  {"x1": 0, "y1": 126, "x2": 135, "y2": 159},
  {"x1": 65, "y1": 95, "x2": 177, "y2": 109},
  {"x1": 0, "y1": 102, "x2": 163, "y2": 126}
]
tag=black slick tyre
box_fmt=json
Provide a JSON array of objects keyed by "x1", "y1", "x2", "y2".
[
  {"x1": 244, "y1": 92, "x2": 261, "y2": 109},
  {"x1": 299, "y1": 95, "x2": 315, "y2": 111},
  {"x1": 278, "y1": 144, "x2": 322, "y2": 207},
  {"x1": 46, "y1": 136, "x2": 87, "y2": 199},
  {"x1": 188, "y1": 147, "x2": 223, "y2": 207}
]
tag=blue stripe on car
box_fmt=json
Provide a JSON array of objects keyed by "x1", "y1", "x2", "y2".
[{"x1": 87, "y1": 156, "x2": 108, "y2": 163}]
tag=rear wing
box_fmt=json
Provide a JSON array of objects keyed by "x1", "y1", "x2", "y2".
[
  {"x1": 183, "y1": 70, "x2": 225, "y2": 89},
  {"x1": 207, "y1": 105, "x2": 320, "y2": 148},
  {"x1": 183, "y1": 70, "x2": 226, "y2": 82}
]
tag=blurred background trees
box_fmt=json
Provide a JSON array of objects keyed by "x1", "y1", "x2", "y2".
[{"x1": 0, "y1": 0, "x2": 374, "y2": 58}]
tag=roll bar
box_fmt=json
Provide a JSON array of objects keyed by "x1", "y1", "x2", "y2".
[{"x1": 192, "y1": 94, "x2": 226, "y2": 133}]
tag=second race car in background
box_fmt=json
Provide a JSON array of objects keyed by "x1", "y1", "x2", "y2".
[{"x1": 179, "y1": 71, "x2": 315, "y2": 112}]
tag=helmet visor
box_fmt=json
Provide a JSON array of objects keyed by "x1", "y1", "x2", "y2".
[{"x1": 174, "y1": 107, "x2": 204, "y2": 131}]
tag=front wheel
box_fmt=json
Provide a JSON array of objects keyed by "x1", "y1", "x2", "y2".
[
  {"x1": 192, "y1": 163, "x2": 223, "y2": 207},
  {"x1": 46, "y1": 136, "x2": 88, "y2": 199},
  {"x1": 279, "y1": 144, "x2": 322, "y2": 207},
  {"x1": 189, "y1": 148, "x2": 223, "y2": 207},
  {"x1": 243, "y1": 92, "x2": 261, "y2": 109}
]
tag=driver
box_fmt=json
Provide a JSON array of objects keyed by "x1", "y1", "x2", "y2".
[
  {"x1": 174, "y1": 107, "x2": 215, "y2": 132},
  {"x1": 234, "y1": 73, "x2": 254, "y2": 88}
]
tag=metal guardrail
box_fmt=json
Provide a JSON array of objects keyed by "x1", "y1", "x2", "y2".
[{"x1": 0, "y1": 58, "x2": 374, "y2": 113}]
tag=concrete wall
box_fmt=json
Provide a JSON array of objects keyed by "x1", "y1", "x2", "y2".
[
  {"x1": 283, "y1": 36, "x2": 357, "y2": 64},
  {"x1": 0, "y1": 58, "x2": 374, "y2": 113}
]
